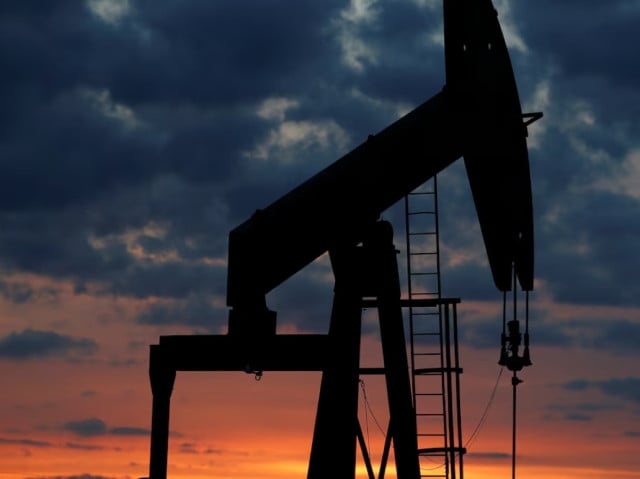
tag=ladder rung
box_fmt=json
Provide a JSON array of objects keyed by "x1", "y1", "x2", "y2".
[
  {"x1": 362, "y1": 297, "x2": 459, "y2": 308},
  {"x1": 409, "y1": 191, "x2": 435, "y2": 196},
  {"x1": 415, "y1": 392, "x2": 444, "y2": 397},
  {"x1": 411, "y1": 272, "x2": 438, "y2": 276},
  {"x1": 410, "y1": 252, "x2": 437, "y2": 256},
  {"x1": 408, "y1": 210, "x2": 436, "y2": 215},
  {"x1": 415, "y1": 367, "x2": 463, "y2": 375},
  {"x1": 419, "y1": 447, "x2": 467, "y2": 455}
]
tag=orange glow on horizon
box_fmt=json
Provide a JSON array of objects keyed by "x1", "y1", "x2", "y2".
[{"x1": 1, "y1": 275, "x2": 639, "y2": 479}]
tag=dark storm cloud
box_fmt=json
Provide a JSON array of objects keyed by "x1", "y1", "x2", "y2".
[
  {"x1": 266, "y1": 261, "x2": 335, "y2": 332},
  {"x1": 0, "y1": 329, "x2": 97, "y2": 360},
  {"x1": 0, "y1": 210, "x2": 130, "y2": 280},
  {"x1": 538, "y1": 191, "x2": 640, "y2": 307},
  {"x1": 575, "y1": 318, "x2": 640, "y2": 353},
  {"x1": 457, "y1": 313, "x2": 639, "y2": 354},
  {"x1": 116, "y1": 1, "x2": 346, "y2": 105},
  {"x1": 0, "y1": 0, "x2": 472, "y2": 309},
  {"x1": 501, "y1": 3, "x2": 640, "y2": 311},
  {"x1": 0, "y1": 179, "x2": 230, "y2": 300},
  {"x1": 563, "y1": 377, "x2": 640, "y2": 404},
  {"x1": 441, "y1": 263, "x2": 501, "y2": 300},
  {"x1": 0, "y1": 280, "x2": 36, "y2": 303},
  {"x1": 1, "y1": 0, "x2": 344, "y2": 116},
  {"x1": 106, "y1": 260, "x2": 226, "y2": 299},
  {"x1": 515, "y1": 1, "x2": 640, "y2": 88},
  {"x1": 545, "y1": 401, "x2": 616, "y2": 422},
  {"x1": 328, "y1": 1, "x2": 445, "y2": 104},
  {"x1": 1, "y1": 0, "x2": 638, "y2": 336},
  {"x1": 460, "y1": 311, "x2": 576, "y2": 348},
  {"x1": 0, "y1": 0, "x2": 362, "y2": 304},
  {"x1": 135, "y1": 293, "x2": 226, "y2": 331}
]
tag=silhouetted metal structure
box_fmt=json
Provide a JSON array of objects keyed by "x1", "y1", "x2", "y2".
[{"x1": 146, "y1": 1, "x2": 540, "y2": 478}]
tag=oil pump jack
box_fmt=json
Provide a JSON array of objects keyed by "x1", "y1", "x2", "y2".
[{"x1": 146, "y1": 1, "x2": 541, "y2": 478}]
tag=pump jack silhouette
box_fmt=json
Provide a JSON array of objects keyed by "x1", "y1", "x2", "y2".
[{"x1": 145, "y1": 1, "x2": 541, "y2": 478}]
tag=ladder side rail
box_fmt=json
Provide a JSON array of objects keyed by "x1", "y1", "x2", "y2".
[
  {"x1": 444, "y1": 305, "x2": 457, "y2": 479},
  {"x1": 404, "y1": 193, "x2": 418, "y2": 405},
  {"x1": 439, "y1": 302, "x2": 450, "y2": 479},
  {"x1": 453, "y1": 303, "x2": 465, "y2": 479},
  {"x1": 433, "y1": 176, "x2": 443, "y2": 299}
]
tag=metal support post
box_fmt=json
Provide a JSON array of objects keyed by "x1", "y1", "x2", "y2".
[
  {"x1": 369, "y1": 222, "x2": 421, "y2": 479},
  {"x1": 148, "y1": 344, "x2": 176, "y2": 479},
  {"x1": 307, "y1": 243, "x2": 363, "y2": 479}
]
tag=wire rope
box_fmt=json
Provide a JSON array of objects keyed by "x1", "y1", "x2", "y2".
[
  {"x1": 359, "y1": 379, "x2": 387, "y2": 437},
  {"x1": 464, "y1": 366, "x2": 504, "y2": 449}
]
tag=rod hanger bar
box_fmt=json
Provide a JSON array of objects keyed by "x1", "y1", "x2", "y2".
[{"x1": 522, "y1": 111, "x2": 544, "y2": 126}]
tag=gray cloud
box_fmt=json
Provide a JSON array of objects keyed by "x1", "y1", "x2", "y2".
[
  {"x1": 0, "y1": 437, "x2": 52, "y2": 447},
  {"x1": 63, "y1": 418, "x2": 107, "y2": 437},
  {"x1": 176, "y1": 441, "x2": 226, "y2": 456},
  {"x1": 109, "y1": 426, "x2": 150, "y2": 436},
  {"x1": 62, "y1": 417, "x2": 151, "y2": 438},
  {"x1": 64, "y1": 442, "x2": 105, "y2": 451},
  {"x1": 25, "y1": 475, "x2": 114, "y2": 479},
  {"x1": 179, "y1": 442, "x2": 199, "y2": 454},
  {"x1": 467, "y1": 451, "x2": 510, "y2": 460},
  {"x1": 0, "y1": 329, "x2": 97, "y2": 360},
  {"x1": 564, "y1": 413, "x2": 592, "y2": 422}
]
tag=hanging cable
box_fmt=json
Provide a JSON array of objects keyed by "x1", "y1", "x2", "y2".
[
  {"x1": 359, "y1": 380, "x2": 371, "y2": 453},
  {"x1": 421, "y1": 365, "x2": 505, "y2": 474},
  {"x1": 464, "y1": 366, "x2": 504, "y2": 449},
  {"x1": 359, "y1": 379, "x2": 386, "y2": 437}
]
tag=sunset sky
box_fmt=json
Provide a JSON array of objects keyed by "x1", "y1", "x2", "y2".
[{"x1": 1, "y1": 1, "x2": 639, "y2": 479}]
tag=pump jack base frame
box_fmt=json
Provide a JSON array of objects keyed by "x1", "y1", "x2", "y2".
[{"x1": 147, "y1": 223, "x2": 463, "y2": 479}]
